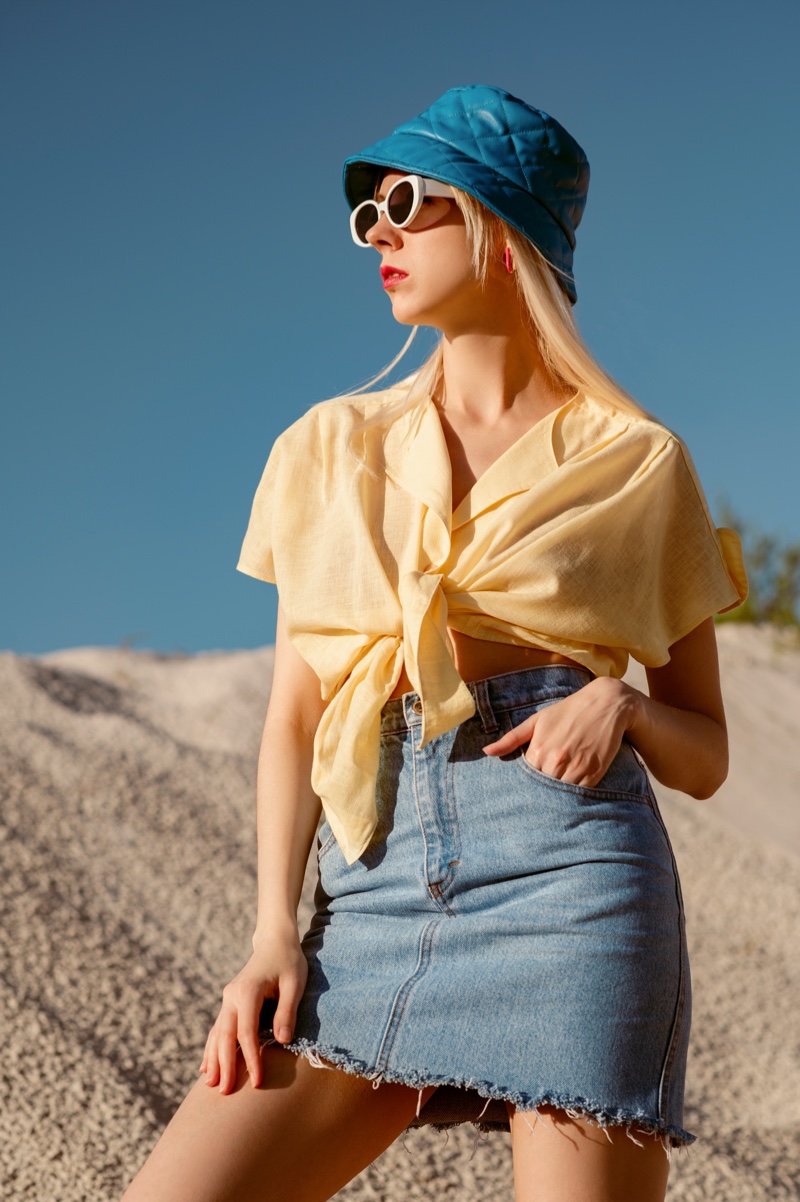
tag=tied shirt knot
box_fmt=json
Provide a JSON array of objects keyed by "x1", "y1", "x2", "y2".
[{"x1": 398, "y1": 568, "x2": 476, "y2": 745}]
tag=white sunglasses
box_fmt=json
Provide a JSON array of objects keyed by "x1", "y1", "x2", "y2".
[{"x1": 350, "y1": 174, "x2": 455, "y2": 246}]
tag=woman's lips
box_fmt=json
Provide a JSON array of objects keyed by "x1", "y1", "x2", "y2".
[{"x1": 380, "y1": 265, "x2": 408, "y2": 289}]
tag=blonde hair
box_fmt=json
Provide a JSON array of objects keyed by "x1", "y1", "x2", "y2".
[{"x1": 343, "y1": 186, "x2": 651, "y2": 465}]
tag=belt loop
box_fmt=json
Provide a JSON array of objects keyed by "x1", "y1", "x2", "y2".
[{"x1": 472, "y1": 679, "x2": 499, "y2": 734}]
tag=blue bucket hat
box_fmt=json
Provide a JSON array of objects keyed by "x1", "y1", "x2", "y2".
[{"x1": 343, "y1": 84, "x2": 590, "y2": 304}]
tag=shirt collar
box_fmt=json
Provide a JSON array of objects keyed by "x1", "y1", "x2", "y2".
[{"x1": 384, "y1": 392, "x2": 575, "y2": 531}]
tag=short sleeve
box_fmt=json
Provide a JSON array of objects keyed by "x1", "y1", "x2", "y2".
[
  {"x1": 236, "y1": 435, "x2": 283, "y2": 585},
  {"x1": 640, "y1": 435, "x2": 748, "y2": 658}
]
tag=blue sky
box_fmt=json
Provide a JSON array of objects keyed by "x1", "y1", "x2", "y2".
[{"x1": 2, "y1": 0, "x2": 797, "y2": 654}]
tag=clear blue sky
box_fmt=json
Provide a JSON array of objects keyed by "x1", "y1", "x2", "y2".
[{"x1": 2, "y1": 0, "x2": 797, "y2": 654}]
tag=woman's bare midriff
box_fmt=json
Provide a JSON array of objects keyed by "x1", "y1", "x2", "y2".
[{"x1": 387, "y1": 629, "x2": 584, "y2": 700}]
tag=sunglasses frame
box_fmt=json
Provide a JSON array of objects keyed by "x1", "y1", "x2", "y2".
[{"x1": 350, "y1": 174, "x2": 455, "y2": 247}]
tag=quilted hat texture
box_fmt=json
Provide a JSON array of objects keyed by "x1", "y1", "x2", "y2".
[{"x1": 343, "y1": 84, "x2": 590, "y2": 303}]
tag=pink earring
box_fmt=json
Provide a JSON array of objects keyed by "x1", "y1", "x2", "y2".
[{"x1": 503, "y1": 246, "x2": 514, "y2": 274}]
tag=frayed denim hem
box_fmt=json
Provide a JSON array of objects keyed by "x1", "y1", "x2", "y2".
[{"x1": 262, "y1": 1034, "x2": 696, "y2": 1159}]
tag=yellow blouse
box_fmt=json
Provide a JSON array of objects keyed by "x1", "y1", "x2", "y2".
[{"x1": 237, "y1": 388, "x2": 747, "y2": 865}]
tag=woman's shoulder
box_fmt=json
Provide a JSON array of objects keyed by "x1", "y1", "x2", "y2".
[
  {"x1": 269, "y1": 386, "x2": 409, "y2": 451},
  {"x1": 565, "y1": 394, "x2": 719, "y2": 526},
  {"x1": 562, "y1": 392, "x2": 686, "y2": 464}
]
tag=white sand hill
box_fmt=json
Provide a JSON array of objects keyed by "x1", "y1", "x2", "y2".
[{"x1": 0, "y1": 623, "x2": 798, "y2": 1201}]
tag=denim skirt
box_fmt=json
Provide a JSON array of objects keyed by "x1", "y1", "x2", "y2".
[{"x1": 262, "y1": 664, "x2": 694, "y2": 1147}]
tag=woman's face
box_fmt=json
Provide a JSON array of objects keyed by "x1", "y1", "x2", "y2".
[{"x1": 363, "y1": 171, "x2": 506, "y2": 336}]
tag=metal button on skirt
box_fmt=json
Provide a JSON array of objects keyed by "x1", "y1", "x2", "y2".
[{"x1": 261, "y1": 664, "x2": 694, "y2": 1148}]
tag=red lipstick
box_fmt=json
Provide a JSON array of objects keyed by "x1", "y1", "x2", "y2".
[{"x1": 380, "y1": 265, "x2": 408, "y2": 289}]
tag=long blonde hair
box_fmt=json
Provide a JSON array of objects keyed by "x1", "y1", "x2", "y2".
[{"x1": 343, "y1": 186, "x2": 651, "y2": 464}]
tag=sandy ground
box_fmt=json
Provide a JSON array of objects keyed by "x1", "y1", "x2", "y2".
[{"x1": 0, "y1": 622, "x2": 798, "y2": 1200}]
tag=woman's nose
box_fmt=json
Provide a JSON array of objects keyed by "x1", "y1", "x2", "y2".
[{"x1": 365, "y1": 214, "x2": 402, "y2": 251}]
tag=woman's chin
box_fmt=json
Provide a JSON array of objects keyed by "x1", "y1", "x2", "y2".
[
  {"x1": 387, "y1": 302, "x2": 420, "y2": 328},
  {"x1": 387, "y1": 297, "x2": 441, "y2": 330}
]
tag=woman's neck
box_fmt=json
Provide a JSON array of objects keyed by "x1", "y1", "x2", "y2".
[{"x1": 437, "y1": 326, "x2": 570, "y2": 426}]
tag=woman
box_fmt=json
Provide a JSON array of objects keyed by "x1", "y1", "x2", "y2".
[{"x1": 123, "y1": 85, "x2": 747, "y2": 1202}]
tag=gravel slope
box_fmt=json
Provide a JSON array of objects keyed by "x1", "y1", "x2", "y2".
[{"x1": 0, "y1": 624, "x2": 798, "y2": 1201}]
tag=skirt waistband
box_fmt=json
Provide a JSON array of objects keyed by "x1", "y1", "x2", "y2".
[{"x1": 381, "y1": 663, "x2": 596, "y2": 735}]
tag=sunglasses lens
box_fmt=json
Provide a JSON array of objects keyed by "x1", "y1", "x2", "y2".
[
  {"x1": 354, "y1": 202, "x2": 379, "y2": 244},
  {"x1": 386, "y1": 180, "x2": 416, "y2": 226}
]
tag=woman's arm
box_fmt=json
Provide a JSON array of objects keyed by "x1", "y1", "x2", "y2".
[
  {"x1": 253, "y1": 603, "x2": 328, "y2": 941},
  {"x1": 627, "y1": 616, "x2": 728, "y2": 799},
  {"x1": 201, "y1": 602, "x2": 328, "y2": 1094},
  {"x1": 483, "y1": 617, "x2": 728, "y2": 801}
]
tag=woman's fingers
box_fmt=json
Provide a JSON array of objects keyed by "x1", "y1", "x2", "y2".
[
  {"x1": 237, "y1": 992, "x2": 268, "y2": 1089},
  {"x1": 203, "y1": 1025, "x2": 221, "y2": 1087},
  {"x1": 482, "y1": 713, "x2": 538, "y2": 756},
  {"x1": 199, "y1": 1025, "x2": 214, "y2": 1076},
  {"x1": 199, "y1": 946, "x2": 307, "y2": 1094},
  {"x1": 212, "y1": 981, "x2": 279, "y2": 1092},
  {"x1": 201, "y1": 1007, "x2": 262, "y2": 1092},
  {"x1": 216, "y1": 1001, "x2": 242, "y2": 1094},
  {"x1": 272, "y1": 972, "x2": 305, "y2": 1046},
  {"x1": 516, "y1": 682, "x2": 626, "y2": 785},
  {"x1": 522, "y1": 715, "x2": 599, "y2": 782},
  {"x1": 480, "y1": 691, "x2": 619, "y2": 785}
]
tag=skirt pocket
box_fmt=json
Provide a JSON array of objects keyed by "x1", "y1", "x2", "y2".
[{"x1": 501, "y1": 699, "x2": 652, "y2": 804}]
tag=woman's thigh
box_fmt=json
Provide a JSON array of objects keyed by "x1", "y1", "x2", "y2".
[
  {"x1": 507, "y1": 1104, "x2": 670, "y2": 1202},
  {"x1": 122, "y1": 1045, "x2": 437, "y2": 1202}
]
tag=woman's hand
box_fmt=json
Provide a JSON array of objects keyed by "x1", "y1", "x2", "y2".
[
  {"x1": 482, "y1": 676, "x2": 638, "y2": 787},
  {"x1": 200, "y1": 926, "x2": 308, "y2": 1095}
]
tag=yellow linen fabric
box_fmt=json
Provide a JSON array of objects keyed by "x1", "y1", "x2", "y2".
[{"x1": 237, "y1": 389, "x2": 747, "y2": 865}]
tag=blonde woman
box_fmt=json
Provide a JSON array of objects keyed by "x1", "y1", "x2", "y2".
[{"x1": 123, "y1": 85, "x2": 747, "y2": 1202}]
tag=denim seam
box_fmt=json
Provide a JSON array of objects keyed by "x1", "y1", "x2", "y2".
[
  {"x1": 498, "y1": 692, "x2": 579, "y2": 713},
  {"x1": 390, "y1": 696, "x2": 585, "y2": 738},
  {"x1": 317, "y1": 829, "x2": 337, "y2": 860},
  {"x1": 432, "y1": 730, "x2": 461, "y2": 916},
  {"x1": 630, "y1": 745, "x2": 657, "y2": 813},
  {"x1": 645, "y1": 779, "x2": 689, "y2": 1123},
  {"x1": 410, "y1": 724, "x2": 454, "y2": 915},
  {"x1": 441, "y1": 744, "x2": 463, "y2": 910},
  {"x1": 478, "y1": 663, "x2": 595, "y2": 687},
  {"x1": 513, "y1": 752, "x2": 653, "y2": 803},
  {"x1": 373, "y1": 918, "x2": 439, "y2": 1072},
  {"x1": 408, "y1": 721, "x2": 458, "y2": 918},
  {"x1": 472, "y1": 678, "x2": 499, "y2": 734}
]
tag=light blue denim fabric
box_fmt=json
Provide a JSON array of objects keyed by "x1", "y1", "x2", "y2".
[{"x1": 261, "y1": 664, "x2": 694, "y2": 1147}]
